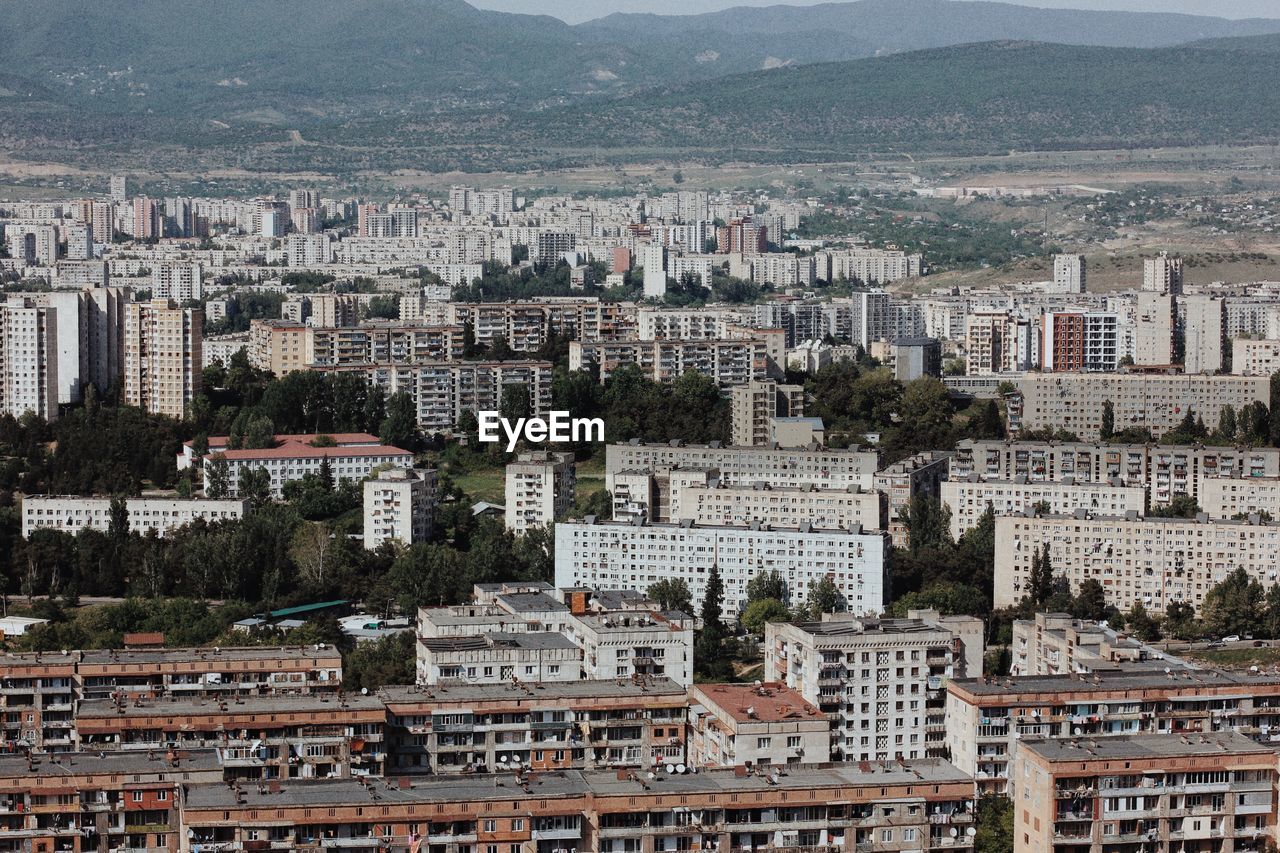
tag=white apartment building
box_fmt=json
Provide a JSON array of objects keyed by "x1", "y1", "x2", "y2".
[
  {"x1": 605, "y1": 441, "x2": 880, "y2": 494},
  {"x1": 965, "y1": 312, "x2": 1014, "y2": 375},
  {"x1": 194, "y1": 433, "x2": 413, "y2": 499},
  {"x1": 952, "y1": 439, "x2": 1280, "y2": 508},
  {"x1": 1133, "y1": 291, "x2": 1176, "y2": 366},
  {"x1": 504, "y1": 451, "x2": 575, "y2": 534},
  {"x1": 1010, "y1": 612, "x2": 1181, "y2": 677},
  {"x1": 0, "y1": 300, "x2": 58, "y2": 420},
  {"x1": 993, "y1": 510, "x2": 1280, "y2": 613},
  {"x1": 564, "y1": 610, "x2": 694, "y2": 687},
  {"x1": 764, "y1": 612, "x2": 983, "y2": 762},
  {"x1": 940, "y1": 476, "x2": 1147, "y2": 540},
  {"x1": 22, "y1": 496, "x2": 247, "y2": 538},
  {"x1": 636, "y1": 307, "x2": 737, "y2": 341},
  {"x1": 1012, "y1": 373, "x2": 1270, "y2": 440},
  {"x1": 729, "y1": 379, "x2": 804, "y2": 447},
  {"x1": 1183, "y1": 293, "x2": 1228, "y2": 374},
  {"x1": 1050, "y1": 254, "x2": 1086, "y2": 293},
  {"x1": 641, "y1": 243, "x2": 668, "y2": 298},
  {"x1": 820, "y1": 249, "x2": 923, "y2": 285},
  {"x1": 150, "y1": 262, "x2": 203, "y2": 301},
  {"x1": 554, "y1": 519, "x2": 888, "y2": 619},
  {"x1": 669, "y1": 479, "x2": 882, "y2": 531},
  {"x1": 286, "y1": 233, "x2": 334, "y2": 266},
  {"x1": 415, "y1": 632, "x2": 582, "y2": 685},
  {"x1": 122, "y1": 299, "x2": 202, "y2": 419},
  {"x1": 1143, "y1": 251, "x2": 1184, "y2": 294},
  {"x1": 363, "y1": 467, "x2": 437, "y2": 549},
  {"x1": 1199, "y1": 476, "x2": 1280, "y2": 520},
  {"x1": 1231, "y1": 337, "x2": 1280, "y2": 376}
]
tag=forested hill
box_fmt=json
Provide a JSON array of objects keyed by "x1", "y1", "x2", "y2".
[{"x1": 525, "y1": 39, "x2": 1280, "y2": 158}]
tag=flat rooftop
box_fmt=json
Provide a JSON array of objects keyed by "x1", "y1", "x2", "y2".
[
  {"x1": 185, "y1": 760, "x2": 970, "y2": 810},
  {"x1": 0, "y1": 749, "x2": 223, "y2": 778},
  {"x1": 380, "y1": 678, "x2": 686, "y2": 705},
  {"x1": 1019, "y1": 732, "x2": 1275, "y2": 763},
  {"x1": 693, "y1": 682, "x2": 823, "y2": 724},
  {"x1": 78, "y1": 646, "x2": 340, "y2": 666},
  {"x1": 76, "y1": 693, "x2": 385, "y2": 719},
  {"x1": 952, "y1": 668, "x2": 1280, "y2": 698}
]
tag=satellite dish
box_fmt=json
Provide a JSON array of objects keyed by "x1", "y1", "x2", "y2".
[
  {"x1": 1072, "y1": 727, "x2": 1082, "y2": 736},
  {"x1": 950, "y1": 828, "x2": 959, "y2": 838},
  {"x1": 646, "y1": 772, "x2": 656, "y2": 780},
  {"x1": 967, "y1": 827, "x2": 977, "y2": 837},
  {"x1": 677, "y1": 764, "x2": 687, "y2": 774},
  {"x1": 665, "y1": 764, "x2": 675, "y2": 774},
  {"x1": 361, "y1": 687, "x2": 368, "y2": 695},
  {"x1": 770, "y1": 772, "x2": 780, "y2": 784}
]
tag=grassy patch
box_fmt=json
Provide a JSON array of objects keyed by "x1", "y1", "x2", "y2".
[{"x1": 1184, "y1": 647, "x2": 1280, "y2": 669}]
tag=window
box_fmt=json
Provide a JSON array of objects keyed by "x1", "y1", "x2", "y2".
[
  {"x1": 483, "y1": 820, "x2": 497, "y2": 832},
  {"x1": 132, "y1": 792, "x2": 144, "y2": 803},
  {"x1": 756, "y1": 737, "x2": 772, "y2": 749}
]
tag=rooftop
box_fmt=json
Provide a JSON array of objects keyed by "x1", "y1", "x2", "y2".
[
  {"x1": 76, "y1": 693, "x2": 385, "y2": 719},
  {"x1": 0, "y1": 749, "x2": 223, "y2": 779},
  {"x1": 1018, "y1": 732, "x2": 1274, "y2": 763},
  {"x1": 692, "y1": 682, "x2": 823, "y2": 724},
  {"x1": 951, "y1": 668, "x2": 1280, "y2": 698},
  {"x1": 380, "y1": 677, "x2": 686, "y2": 706}
]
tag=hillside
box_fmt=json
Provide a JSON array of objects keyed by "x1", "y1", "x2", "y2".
[
  {"x1": 515, "y1": 40, "x2": 1280, "y2": 159},
  {"x1": 2, "y1": 0, "x2": 1279, "y2": 121}
]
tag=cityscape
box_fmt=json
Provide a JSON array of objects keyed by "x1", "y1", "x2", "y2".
[{"x1": 6, "y1": 1, "x2": 1280, "y2": 852}]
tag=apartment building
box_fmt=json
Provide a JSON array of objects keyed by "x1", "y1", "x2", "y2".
[
  {"x1": 122, "y1": 298, "x2": 202, "y2": 418},
  {"x1": 1133, "y1": 291, "x2": 1176, "y2": 366},
  {"x1": 1200, "y1": 476, "x2": 1280, "y2": 520},
  {"x1": 952, "y1": 438, "x2": 1280, "y2": 508},
  {"x1": 966, "y1": 311, "x2": 1015, "y2": 375},
  {"x1": 765, "y1": 612, "x2": 983, "y2": 763},
  {"x1": 637, "y1": 307, "x2": 739, "y2": 341},
  {"x1": 309, "y1": 294, "x2": 360, "y2": 328},
  {"x1": 504, "y1": 451, "x2": 575, "y2": 535},
  {"x1": 415, "y1": 632, "x2": 583, "y2": 685},
  {"x1": 569, "y1": 338, "x2": 773, "y2": 386},
  {"x1": 0, "y1": 750, "x2": 224, "y2": 853},
  {"x1": 1011, "y1": 612, "x2": 1184, "y2": 677},
  {"x1": 945, "y1": 668, "x2": 1280, "y2": 795},
  {"x1": 181, "y1": 761, "x2": 977, "y2": 853},
  {"x1": 1041, "y1": 311, "x2": 1121, "y2": 372},
  {"x1": 555, "y1": 519, "x2": 888, "y2": 619},
  {"x1": 75, "y1": 645, "x2": 344, "y2": 701},
  {"x1": 75, "y1": 693, "x2": 387, "y2": 779},
  {"x1": 561, "y1": 608, "x2": 694, "y2": 687},
  {"x1": 150, "y1": 261, "x2": 203, "y2": 301},
  {"x1": 941, "y1": 476, "x2": 1147, "y2": 539},
  {"x1": 306, "y1": 323, "x2": 465, "y2": 367},
  {"x1": 0, "y1": 298, "x2": 59, "y2": 419},
  {"x1": 382, "y1": 679, "x2": 688, "y2": 774},
  {"x1": 426, "y1": 298, "x2": 632, "y2": 351},
  {"x1": 1011, "y1": 373, "x2": 1270, "y2": 440},
  {"x1": 188, "y1": 432, "x2": 410, "y2": 498},
  {"x1": 993, "y1": 510, "x2": 1280, "y2": 613},
  {"x1": 363, "y1": 467, "x2": 437, "y2": 549},
  {"x1": 605, "y1": 440, "x2": 880, "y2": 495},
  {"x1": 1143, "y1": 251, "x2": 1184, "y2": 294},
  {"x1": 729, "y1": 378, "x2": 804, "y2": 446},
  {"x1": 1184, "y1": 293, "x2": 1230, "y2": 374},
  {"x1": 873, "y1": 451, "x2": 951, "y2": 547},
  {"x1": 1012, "y1": 732, "x2": 1278, "y2": 853},
  {"x1": 669, "y1": 478, "x2": 883, "y2": 532},
  {"x1": 687, "y1": 682, "x2": 829, "y2": 769},
  {"x1": 315, "y1": 360, "x2": 553, "y2": 433},
  {"x1": 249, "y1": 319, "x2": 310, "y2": 375},
  {"x1": 1233, "y1": 337, "x2": 1280, "y2": 377},
  {"x1": 1050, "y1": 253, "x2": 1086, "y2": 293},
  {"x1": 21, "y1": 496, "x2": 247, "y2": 538}
]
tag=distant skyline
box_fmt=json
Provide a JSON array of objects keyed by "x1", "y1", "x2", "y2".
[{"x1": 473, "y1": 0, "x2": 1280, "y2": 25}]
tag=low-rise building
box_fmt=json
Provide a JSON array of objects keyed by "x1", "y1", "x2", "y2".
[
  {"x1": 1011, "y1": 612, "x2": 1190, "y2": 676},
  {"x1": 687, "y1": 682, "x2": 829, "y2": 769},
  {"x1": 1200, "y1": 475, "x2": 1280, "y2": 520},
  {"x1": 765, "y1": 611, "x2": 983, "y2": 763},
  {"x1": 945, "y1": 668, "x2": 1280, "y2": 795},
  {"x1": 185, "y1": 433, "x2": 413, "y2": 499},
  {"x1": 668, "y1": 478, "x2": 883, "y2": 531},
  {"x1": 21, "y1": 496, "x2": 247, "y2": 538},
  {"x1": 1013, "y1": 733, "x2": 1279, "y2": 853},
  {"x1": 414, "y1": 632, "x2": 583, "y2": 685}
]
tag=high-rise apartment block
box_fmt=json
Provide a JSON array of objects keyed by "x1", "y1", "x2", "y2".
[
  {"x1": 504, "y1": 450, "x2": 575, "y2": 534},
  {"x1": 1050, "y1": 253, "x2": 1086, "y2": 293},
  {"x1": 730, "y1": 378, "x2": 805, "y2": 446},
  {"x1": 1143, "y1": 250, "x2": 1184, "y2": 294},
  {"x1": 363, "y1": 467, "x2": 437, "y2": 549},
  {"x1": 122, "y1": 299, "x2": 202, "y2": 418}
]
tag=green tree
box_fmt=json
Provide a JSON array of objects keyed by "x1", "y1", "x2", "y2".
[
  {"x1": 237, "y1": 466, "x2": 272, "y2": 509},
  {"x1": 973, "y1": 794, "x2": 1013, "y2": 853},
  {"x1": 1124, "y1": 602, "x2": 1162, "y2": 642},
  {"x1": 1270, "y1": 372, "x2": 1280, "y2": 446},
  {"x1": 1201, "y1": 567, "x2": 1264, "y2": 639},
  {"x1": 648, "y1": 578, "x2": 693, "y2": 614},
  {"x1": 1071, "y1": 579, "x2": 1109, "y2": 622},
  {"x1": 205, "y1": 454, "x2": 230, "y2": 499},
  {"x1": 746, "y1": 570, "x2": 786, "y2": 605},
  {"x1": 380, "y1": 392, "x2": 418, "y2": 451},
  {"x1": 900, "y1": 494, "x2": 952, "y2": 555},
  {"x1": 1216, "y1": 404, "x2": 1238, "y2": 444},
  {"x1": 805, "y1": 575, "x2": 842, "y2": 619},
  {"x1": 1100, "y1": 400, "x2": 1115, "y2": 440},
  {"x1": 741, "y1": 598, "x2": 791, "y2": 635},
  {"x1": 1163, "y1": 600, "x2": 1198, "y2": 641}
]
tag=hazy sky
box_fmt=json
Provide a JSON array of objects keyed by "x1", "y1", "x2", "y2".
[{"x1": 474, "y1": 0, "x2": 1280, "y2": 25}]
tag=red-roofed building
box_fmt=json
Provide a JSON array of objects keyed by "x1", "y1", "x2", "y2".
[
  {"x1": 180, "y1": 433, "x2": 413, "y2": 499},
  {"x1": 687, "y1": 682, "x2": 829, "y2": 769}
]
